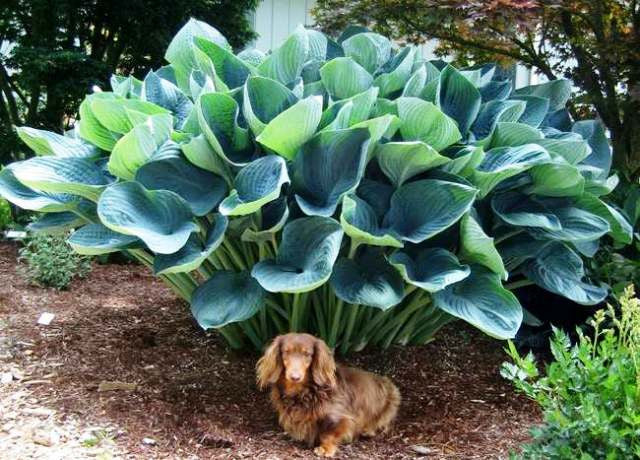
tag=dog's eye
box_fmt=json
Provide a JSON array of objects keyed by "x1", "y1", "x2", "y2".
[{"x1": 303, "y1": 351, "x2": 312, "y2": 357}]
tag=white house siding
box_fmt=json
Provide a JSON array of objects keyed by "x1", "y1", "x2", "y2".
[{"x1": 250, "y1": 0, "x2": 534, "y2": 88}]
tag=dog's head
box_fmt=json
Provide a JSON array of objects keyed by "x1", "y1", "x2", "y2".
[{"x1": 256, "y1": 333, "x2": 336, "y2": 390}]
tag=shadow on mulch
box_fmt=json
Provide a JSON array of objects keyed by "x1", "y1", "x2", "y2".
[{"x1": 0, "y1": 242, "x2": 539, "y2": 459}]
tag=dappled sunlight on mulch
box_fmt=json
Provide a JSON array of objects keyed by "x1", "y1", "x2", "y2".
[{"x1": 0, "y1": 242, "x2": 539, "y2": 459}]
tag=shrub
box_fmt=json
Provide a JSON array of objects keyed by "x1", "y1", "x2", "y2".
[
  {"x1": 0, "y1": 198, "x2": 11, "y2": 231},
  {"x1": 19, "y1": 231, "x2": 92, "y2": 290},
  {"x1": 502, "y1": 286, "x2": 640, "y2": 458},
  {"x1": 0, "y1": 20, "x2": 629, "y2": 351}
]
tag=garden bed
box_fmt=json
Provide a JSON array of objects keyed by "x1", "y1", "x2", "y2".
[{"x1": 0, "y1": 242, "x2": 539, "y2": 459}]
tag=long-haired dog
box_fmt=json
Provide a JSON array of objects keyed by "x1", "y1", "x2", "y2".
[{"x1": 256, "y1": 333, "x2": 400, "y2": 457}]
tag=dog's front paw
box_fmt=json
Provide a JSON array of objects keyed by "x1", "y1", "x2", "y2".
[{"x1": 314, "y1": 445, "x2": 337, "y2": 457}]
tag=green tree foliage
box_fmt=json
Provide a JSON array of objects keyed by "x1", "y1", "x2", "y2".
[
  {"x1": 313, "y1": 0, "x2": 640, "y2": 181},
  {"x1": 0, "y1": 0, "x2": 258, "y2": 165}
]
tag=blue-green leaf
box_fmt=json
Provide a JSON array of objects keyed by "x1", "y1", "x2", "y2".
[
  {"x1": 16, "y1": 127, "x2": 100, "y2": 159},
  {"x1": 194, "y1": 36, "x2": 256, "y2": 89},
  {"x1": 396, "y1": 97, "x2": 461, "y2": 151},
  {"x1": 340, "y1": 194, "x2": 402, "y2": 248},
  {"x1": 251, "y1": 217, "x2": 344, "y2": 293},
  {"x1": 459, "y1": 213, "x2": 506, "y2": 280},
  {"x1": 389, "y1": 247, "x2": 469, "y2": 292},
  {"x1": 243, "y1": 76, "x2": 298, "y2": 136},
  {"x1": 437, "y1": 65, "x2": 482, "y2": 135},
  {"x1": 375, "y1": 141, "x2": 450, "y2": 187},
  {"x1": 491, "y1": 192, "x2": 562, "y2": 230},
  {"x1": 27, "y1": 212, "x2": 86, "y2": 234},
  {"x1": 0, "y1": 167, "x2": 79, "y2": 212},
  {"x1": 320, "y1": 57, "x2": 373, "y2": 100},
  {"x1": 68, "y1": 223, "x2": 141, "y2": 255},
  {"x1": 341, "y1": 32, "x2": 391, "y2": 74},
  {"x1": 142, "y1": 72, "x2": 193, "y2": 129}
]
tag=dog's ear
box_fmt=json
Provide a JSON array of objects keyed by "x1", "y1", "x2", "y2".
[
  {"x1": 256, "y1": 336, "x2": 282, "y2": 389},
  {"x1": 312, "y1": 337, "x2": 336, "y2": 388}
]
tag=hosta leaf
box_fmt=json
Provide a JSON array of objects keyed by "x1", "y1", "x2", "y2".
[
  {"x1": 154, "y1": 214, "x2": 228, "y2": 274},
  {"x1": 389, "y1": 248, "x2": 470, "y2": 292},
  {"x1": 479, "y1": 80, "x2": 512, "y2": 102},
  {"x1": 470, "y1": 100, "x2": 526, "y2": 140},
  {"x1": 340, "y1": 194, "x2": 402, "y2": 248},
  {"x1": 320, "y1": 87, "x2": 378, "y2": 128},
  {"x1": 0, "y1": 167, "x2": 79, "y2": 212},
  {"x1": 181, "y1": 134, "x2": 233, "y2": 185},
  {"x1": 573, "y1": 120, "x2": 612, "y2": 179},
  {"x1": 528, "y1": 162, "x2": 585, "y2": 197},
  {"x1": 219, "y1": 155, "x2": 289, "y2": 216},
  {"x1": 293, "y1": 127, "x2": 370, "y2": 216},
  {"x1": 491, "y1": 192, "x2": 562, "y2": 230},
  {"x1": 527, "y1": 199, "x2": 610, "y2": 242},
  {"x1": 241, "y1": 197, "x2": 289, "y2": 244},
  {"x1": 497, "y1": 233, "x2": 552, "y2": 271},
  {"x1": 356, "y1": 179, "x2": 394, "y2": 219},
  {"x1": 165, "y1": 18, "x2": 230, "y2": 91},
  {"x1": 68, "y1": 223, "x2": 141, "y2": 255},
  {"x1": 402, "y1": 64, "x2": 428, "y2": 97},
  {"x1": 487, "y1": 122, "x2": 543, "y2": 148},
  {"x1": 197, "y1": 92, "x2": 253, "y2": 166},
  {"x1": 330, "y1": 247, "x2": 404, "y2": 309},
  {"x1": 437, "y1": 65, "x2": 482, "y2": 135},
  {"x1": 459, "y1": 213, "x2": 507, "y2": 280},
  {"x1": 194, "y1": 36, "x2": 256, "y2": 89},
  {"x1": 375, "y1": 141, "x2": 450, "y2": 187},
  {"x1": 191, "y1": 270, "x2": 266, "y2": 328},
  {"x1": 441, "y1": 145, "x2": 485, "y2": 176},
  {"x1": 373, "y1": 47, "x2": 416, "y2": 97},
  {"x1": 536, "y1": 137, "x2": 591, "y2": 165},
  {"x1": 16, "y1": 127, "x2": 100, "y2": 159},
  {"x1": 97, "y1": 181, "x2": 198, "y2": 254},
  {"x1": 78, "y1": 96, "x2": 121, "y2": 151},
  {"x1": 243, "y1": 76, "x2": 298, "y2": 135},
  {"x1": 382, "y1": 179, "x2": 477, "y2": 243},
  {"x1": 510, "y1": 95, "x2": 549, "y2": 128},
  {"x1": 351, "y1": 114, "x2": 401, "y2": 159},
  {"x1": 258, "y1": 25, "x2": 309, "y2": 85},
  {"x1": 135, "y1": 156, "x2": 227, "y2": 216},
  {"x1": 575, "y1": 193, "x2": 633, "y2": 245},
  {"x1": 142, "y1": 72, "x2": 193, "y2": 129},
  {"x1": 238, "y1": 48, "x2": 266, "y2": 67},
  {"x1": 433, "y1": 265, "x2": 522, "y2": 339},
  {"x1": 512, "y1": 79, "x2": 572, "y2": 112},
  {"x1": 341, "y1": 32, "x2": 391, "y2": 74},
  {"x1": 470, "y1": 144, "x2": 550, "y2": 197},
  {"x1": 320, "y1": 57, "x2": 373, "y2": 100},
  {"x1": 27, "y1": 212, "x2": 86, "y2": 234},
  {"x1": 11, "y1": 157, "x2": 111, "y2": 202},
  {"x1": 396, "y1": 97, "x2": 461, "y2": 151},
  {"x1": 521, "y1": 242, "x2": 607, "y2": 305},
  {"x1": 108, "y1": 113, "x2": 173, "y2": 180},
  {"x1": 89, "y1": 96, "x2": 169, "y2": 134},
  {"x1": 256, "y1": 95, "x2": 323, "y2": 160},
  {"x1": 251, "y1": 217, "x2": 343, "y2": 293}
]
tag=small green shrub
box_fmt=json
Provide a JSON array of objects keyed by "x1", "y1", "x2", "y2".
[
  {"x1": 0, "y1": 198, "x2": 11, "y2": 231},
  {"x1": 501, "y1": 286, "x2": 640, "y2": 459},
  {"x1": 19, "y1": 232, "x2": 92, "y2": 289}
]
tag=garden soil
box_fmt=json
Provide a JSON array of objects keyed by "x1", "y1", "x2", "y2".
[{"x1": 0, "y1": 242, "x2": 540, "y2": 459}]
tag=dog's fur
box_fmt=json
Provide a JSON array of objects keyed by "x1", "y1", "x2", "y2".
[{"x1": 256, "y1": 333, "x2": 400, "y2": 457}]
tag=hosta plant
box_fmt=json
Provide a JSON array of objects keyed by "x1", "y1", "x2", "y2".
[{"x1": 0, "y1": 20, "x2": 629, "y2": 352}]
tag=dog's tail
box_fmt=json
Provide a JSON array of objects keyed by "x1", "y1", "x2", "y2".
[{"x1": 376, "y1": 377, "x2": 401, "y2": 433}]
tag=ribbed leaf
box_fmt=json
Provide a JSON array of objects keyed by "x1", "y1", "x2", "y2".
[
  {"x1": 194, "y1": 36, "x2": 256, "y2": 89},
  {"x1": 373, "y1": 47, "x2": 416, "y2": 97},
  {"x1": 389, "y1": 247, "x2": 469, "y2": 292},
  {"x1": 0, "y1": 167, "x2": 79, "y2": 212},
  {"x1": 243, "y1": 76, "x2": 298, "y2": 136},
  {"x1": 27, "y1": 212, "x2": 86, "y2": 234},
  {"x1": 341, "y1": 32, "x2": 391, "y2": 74},
  {"x1": 459, "y1": 213, "x2": 507, "y2": 280},
  {"x1": 16, "y1": 127, "x2": 99, "y2": 159},
  {"x1": 68, "y1": 223, "x2": 141, "y2": 255},
  {"x1": 575, "y1": 193, "x2": 633, "y2": 245},
  {"x1": 512, "y1": 79, "x2": 572, "y2": 112},
  {"x1": 340, "y1": 194, "x2": 402, "y2": 248},
  {"x1": 375, "y1": 141, "x2": 450, "y2": 187},
  {"x1": 491, "y1": 192, "x2": 562, "y2": 230},
  {"x1": 258, "y1": 25, "x2": 309, "y2": 85},
  {"x1": 320, "y1": 57, "x2": 373, "y2": 100},
  {"x1": 142, "y1": 72, "x2": 193, "y2": 129},
  {"x1": 437, "y1": 65, "x2": 482, "y2": 135},
  {"x1": 396, "y1": 97, "x2": 461, "y2": 151}
]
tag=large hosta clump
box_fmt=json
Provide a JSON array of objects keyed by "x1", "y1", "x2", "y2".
[{"x1": 1, "y1": 20, "x2": 629, "y2": 352}]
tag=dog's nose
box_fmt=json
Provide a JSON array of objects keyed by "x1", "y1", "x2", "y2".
[{"x1": 289, "y1": 374, "x2": 302, "y2": 382}]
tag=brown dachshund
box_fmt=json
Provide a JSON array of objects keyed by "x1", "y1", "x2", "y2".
[{"x1": 256, "y1": 333, "x2": 400, "y2": 457}]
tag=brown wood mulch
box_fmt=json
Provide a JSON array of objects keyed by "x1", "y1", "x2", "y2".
[{"x1": 0, "y1": 242, "x2": 540, "y2": 459}]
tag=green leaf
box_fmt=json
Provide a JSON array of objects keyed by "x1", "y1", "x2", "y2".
[
  {"x1": 180, "y1": 134, "x2": 233, "y2": 185},
  {"x1": 510, "y1": 95, "x2": 550, "y2": 128},
  {"x1": 396, "y1": 97, "x2": 461, "y2": 151},
  {"x1": 528, "y1": 162, "x2": 585, "y2": 197},
  {"x1": 470, "y1": 100, "x2": 526, "y2": 140},
  {"x1": 256, "y1": 95, "x2": 323, "y2": 160},
  {"x1": 375, "y1": 141, "x2": 450, "y2": 187},
  {"x1": 373, "y1": 47, "x2": 416, "y2": 97},
  {"x1": 433, "y1": 265, "x2": 522, "y2": 339},
  {"x1": 470, "y1": 144, "x2": 551, "y2": 198},
  {"x1": 575, "y1": 193, "x2": 633, "y2": 245},
  {"x1": 527, "y1": 199, "x2": 610, "y2": 242},
  {"x1": 0, "y1": 167, "x2": 79, "y2": 212},
  {"x1": 16, "y1": 127, "x2": 100, "y2": 159},
  {"x1": 89, "y1": 95, "x2": 169, "y2": 134},
  {"x1": 191, "y1": 270, "x2": 266, "y2": 328},
  {"x1": 197, "y1": 92, "x2": 253, "y2": 166},
  {"x1": 486, "y1": 122, "x2": 543, "y2": 148},
  {"x1": 402, "y1": 65, "x2": 428, "y2": 97},
  {"x1": 142, "y1": 72, "x2": 193, "y2": 129},
  {"x1": 441, "y1": 145, "x2": 485, "y2": 176},
  {"x1": 194, "y1": 36, "x2": 256, "y2": 89},
  {"x1": 165, "y1": 18, "x2": 230, "y2": 91},
  {"x1": 68, "y1": 223, "x2": 141, "y2": 255},
  {"x1": 243, "y1": 76, "x2": 298, "y2": 136},
  {"x1": 389, "y1": 247, "x2": 470, "y2": 292},
  {"x1": 341, "y1": 32, "x2": 391, "y2": 74},
  {"x1": 154, "y1": 214, "x2": 228, "y2": 274},
  {"x1": 78, "y1": 96, "x2": 121, "y2": 151},
  {"x1": 27, "y1": 212, "x2": 86, "y2": 234},
  {"x1": 513, "y1": 79, "x2": 572, "y2": 112},
  {"x1": 319, "y1": 87, "x2": 378, "y2": 128},
  {"x1": 251, "y1": 216, "x2": 344, "y2": 293},
  {"x1": 241, "y1": 197, "x2": 289, "y2": 244},
  {"x1": 491, "y1": 192, "x2": 562, "y2": 230},
  {"x1": 437, "y1": 65, "x2": 482, "y2": 135},
  {"x1": 573, "y1": 120, "x2": 611, "y2": 179},
  {"x1": 292, "y1": 127, "x2": 371, "y2": 216},
  {"x1": 107, "y1": 113, "x2": 173, "y2": 180},
  {"x1": 11, "y1": 157, "x2": 111, "y2": 202},
  {"x1": 536, "y1": 137, "x2": 591, "y2": 165},
  {"x1": 521, "y1": 242, "x2": 607, "y2": 305},
  {"x1": 320, "y1": 57, "x2": 373, "y2": 100},
  {"x1": 258, "y1": 25, "x2": 310, "y2": 85},
  {"x1": 459, "y1": 213, "x2": 507, "y2": 280},
  {"x1": 351, "y1": 114, "x2": 401, "y2": 159},
  {"x1": 383, "y1": 179, "x2": 477, "y2": 243},
  {"x1": 340, "y1": 194, "x2": 403, "y2": 248},
  {"x1": 330, "y1": 247, "x2": 404, "y2": 309},
  {"x1": 219, "y1": 155, "x2": 289, "y2": 216},
  {"x1": 135, "y1": 156, "x2": 227, "y2": 216},
  {"x1": 97, "y1": 181, "x2": 198, "y2": 254}
]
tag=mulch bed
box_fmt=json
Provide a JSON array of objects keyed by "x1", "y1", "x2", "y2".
[{"x1": 0, "y1": 241, "x2": 540, "y2": 459}]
